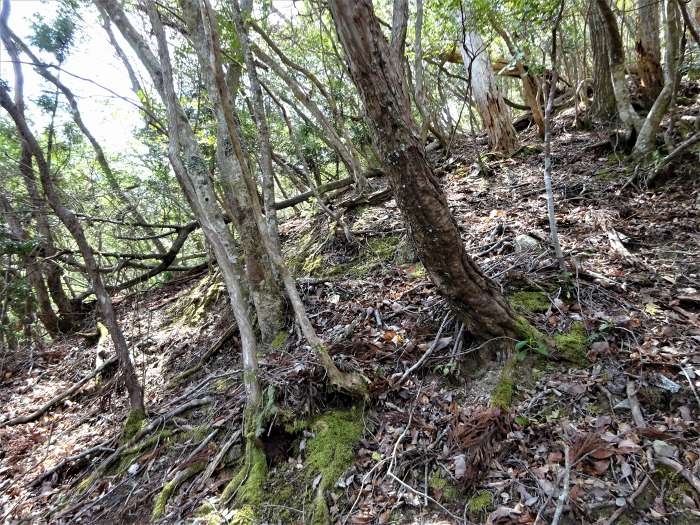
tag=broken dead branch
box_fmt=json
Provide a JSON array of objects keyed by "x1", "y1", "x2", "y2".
[{"x1": 2, "y1": 356, "x2": 118, "y2": 427}]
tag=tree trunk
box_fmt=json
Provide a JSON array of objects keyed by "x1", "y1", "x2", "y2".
[
  {"x1": 458, "y1": 25, "x2": 519, "y2": 154},
  {"x1": 181, "y1": 0, "x2": 285, "y2": 345},
  {"x1": 0, "y1": 84, "x2": 145, "y2": 418},
  {"x1": 595, "y1": 0, "x2": 643, "y2": 134},
  {"x1": 633, "y1": 0, "x2": 681, "y2": 157},
  {"x1": 636, "y1": 0, "x2": 663, "y2": 106},
  {"x1": 588, "y1": 3, "x2": 617, "y2": 120},
  {"x1": 0, "y1": 191, "x2": 63, "y2": 338},
  {"x1": 489, "y1": 13, "x2": 545, "y2": 138},
  {"x1": 329, "y1": 0, "x2": 521, "y2": 343}
]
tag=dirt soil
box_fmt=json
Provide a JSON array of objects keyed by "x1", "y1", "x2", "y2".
[{"x1": 1, "y1": 120, "x2": 699, "y2": 524}]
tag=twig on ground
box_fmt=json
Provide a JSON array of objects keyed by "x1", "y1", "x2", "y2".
[
  {"x1": 397, "y1": 313, "x2": 450, "y2": 385},
  {"x1": 626, "y1": 380, "x2": 647, "y2": 429},
  {"x1": 2, "y1": 356, "x2": 118, "y2": 427},
  {"x1": 551, "y1": 443, "x2": 571, "y2": 525},
  {"x1": 603, "y1": 476, "x2": 650, "y2": 525}
]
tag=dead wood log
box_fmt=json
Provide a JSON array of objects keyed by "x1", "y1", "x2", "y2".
[{"x1": 2, "y1": 356, "x2": 118, "y2": 427}]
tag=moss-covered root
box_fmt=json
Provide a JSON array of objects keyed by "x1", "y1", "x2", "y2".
[
  {"x1": 307, "y1": 409, "x2": 364, "y2": 525},
  {"x1": 221, "y1": 442, "x2": 267, "y2": 506},
  {"x1": 317, "y1": 346, "x2": 368, "y2": 397},
  {"x1": 151, "y1": 461, "x2": 206, "y2": 521},
  {"x1": 121, "y1": 409, "x2": 146, "y2": 444},
  {"x1": 490, "y1": 359, "x2": 516, "y2": 410},
  {"x1": 554, "y1": 321, "x2": 589, "y2": 366}
]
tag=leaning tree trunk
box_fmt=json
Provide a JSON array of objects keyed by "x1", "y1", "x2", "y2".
[
  {"x1": 588, "y1": 3, "x2": 617, "y2": 120},
  {"x1": 0, "y1": 84, "x2": 145, "y2": 418},
  {"x1": 636, "y1": 0, "x2": 663, "y2": 106},
  {"x1": 633, "y1": 0, "x2": 681, "y2": 158},
  {"x1": 329, "y1": 0, "x2": 521, "y2": 343},
  {"x1": 458, "y1": 23, "x2": 519, "y2": 154}
]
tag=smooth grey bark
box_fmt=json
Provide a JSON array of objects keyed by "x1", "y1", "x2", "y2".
[
  {"x1": 193, "y1": 0, "x2": 366, "y2": 395},
  {"x1": 230, "y1": 0, "x2": 280, "y2": 250},
  {"x1": 179, "y1": 0, "x2": 285, "y2": 345},
  {"x1": 95, "y1": 0, "x2": 261, "y2": 406}
]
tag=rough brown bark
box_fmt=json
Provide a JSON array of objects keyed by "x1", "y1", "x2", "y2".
[
  {"x1": 636, "y1": 0, "x2": 663, "y2": 106},
  {"x1": 329, "y1": 0, "x2": 520, "y2": 342},
  {"x1": 588, "y1": 3, "x2": 617, "y2": 120}
]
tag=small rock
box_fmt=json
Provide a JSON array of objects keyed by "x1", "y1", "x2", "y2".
[
  {"x1": 515, "y1": 234, "x2": 541, "y2": 252},
  {"x1": 656, "y1": 373, "x2": 681, "y2": 393},
  {"x1": 127, "y1": 463, "x2": 140, "y2": 476},
  {"x1": 652, "y1": 440, "x2": 678, "y2": 458}
]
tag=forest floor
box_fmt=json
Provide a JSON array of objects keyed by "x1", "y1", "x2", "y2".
[{"x1": 1, "y1": 115, "x2": 700, "y2": 525}]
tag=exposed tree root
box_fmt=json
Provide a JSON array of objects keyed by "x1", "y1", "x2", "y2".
[
  {"x1": 151, "y1": 461, "x2": 206, "y2": 521},
  {"x1": 171, "y1": 323, "x2": 237, "y2": 385},
  {"x1": 70, "y1": 397, "x2": 212, "y2": 498}
]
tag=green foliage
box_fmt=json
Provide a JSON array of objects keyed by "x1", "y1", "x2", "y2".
[
  {"x1": 30, "y1": 8, "x2": 76, "y2": 63},
  {"x1": 467, "y1": 491, "x2": 493, "y2": 513}
]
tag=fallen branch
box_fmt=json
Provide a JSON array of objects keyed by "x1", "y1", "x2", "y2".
[
  {"x1": 647, "y1": 130, "x2": 700, "y2": 185},
  {"x1": 551, "y1": 443, "x2": 571, "y2": 525},
  {"x1": 397, "y1": 313, "x2": 449, "y2": 385},
  {"x1": 196, "y1": 429, "x2": 241, "y2": 489},
  {"x1": 2, "y1": 356, "x2": 118, "y2": 427},
  {"x1": 30, "y1": 441, "x2": 116, "y2": 487},
  {"x1": 170, "y1": 324, "x2": 237, "y2": 385}
]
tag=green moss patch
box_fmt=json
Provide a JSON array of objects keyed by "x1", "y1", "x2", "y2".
[
  {"x1": 121, "y1": 409, "x2": 146, "y2": 444},
  {"x1": 509, "y1": 291, "x2": 550, "y2": 313},
  {"x1": 554, "y1": 321, "x2": 589, "y2": 366},
  {"x1": 429, "y1": 472, "x2": 459, "y2": 501},
  {"x1": 270, "y1": 331, "x2": 288, "y2": 350},
  {"x1": 151, "y1": 461, "x2": 206, "y2": 520},
  {"x1": 467, "y1": 491, "x2": 493, "y2": 513},
  {"x1": 491, "y1": 360, "x2": 516, "y2": 409},
  {"x1": 306, "y1": 409, "x2": 364, "y2": 489},
  {"x1": 221, "y1": 444, "x2": 268, "y2": 506}
]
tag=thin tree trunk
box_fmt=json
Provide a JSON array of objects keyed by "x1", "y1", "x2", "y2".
[
  {"x1": 8, "y1": 30, "x2": 167, "y2": 255},
  {"x1": 330, "y1": 0, "x2": 522, "y2": 343},
  {"x1": 489, "y1": 13, "x2": 546, "y2": 137},
  {"x1": 0, "y1": 191, "x2": 62, "y2": 337},
  {"x1": 0, "y1": 77, "x2": 145, "y2": 419},
  {"x1": 230, "y1": 0, "x2": 281, "y2": 249},
  {"x1": 595, "y1": 0, "x2": 643, "y2": 134},
  {"x1": 194, "y1": 0, "x2": 366, "y2": 395},
  {"x1": 633, "y1": 0, "x2": 681, "y2": 157},
  {"x1": 180, "y1": 0, "x2": 285, "y2": 344}
]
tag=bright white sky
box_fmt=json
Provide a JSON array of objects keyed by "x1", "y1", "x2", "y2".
[
  {"x1": 3, "y1": 0, "x2": 145, "y2": 158},
  {"x1": 1, "y1": 0, "x2": 300, "y2": 161}
]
